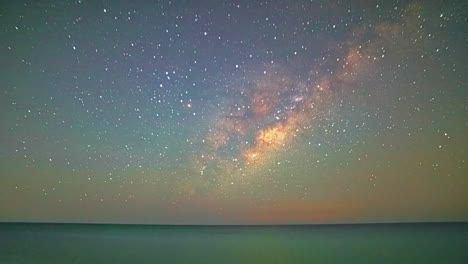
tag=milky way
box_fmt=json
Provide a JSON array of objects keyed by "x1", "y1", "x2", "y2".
[{"x1": 1, "y1": 0, "x2": 467, "y2": 224}]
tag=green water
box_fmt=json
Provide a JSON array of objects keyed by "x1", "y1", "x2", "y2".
[{"x1": 1, "y1": 223, "x2": 467, "y2": 263}]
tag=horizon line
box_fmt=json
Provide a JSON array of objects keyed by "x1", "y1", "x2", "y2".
[{"x1": 1, "y1": 220, "x2": 467, "y2": 226}]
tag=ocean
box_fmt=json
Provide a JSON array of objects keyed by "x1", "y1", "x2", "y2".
[{"x1": 1, "y1": 223, "x2": 467, "y2": 263}]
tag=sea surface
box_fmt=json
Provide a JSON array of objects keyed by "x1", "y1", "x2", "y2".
[{"x1": 1, "y1": 222, "x2": 467, "y2": 263}]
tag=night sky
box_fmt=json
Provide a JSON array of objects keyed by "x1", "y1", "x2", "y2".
[{"x1": 1, "y1": 0, "x2": 467, "y2": 224}]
